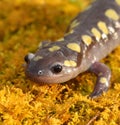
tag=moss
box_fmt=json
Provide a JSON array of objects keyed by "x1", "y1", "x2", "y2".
[{"x1": 0, "y1": 0, "x2": 120, "y2": 124}]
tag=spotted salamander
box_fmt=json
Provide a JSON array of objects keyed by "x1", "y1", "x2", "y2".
[{"x1": 24, "y1": 0, "x2": 120, "y2": 98}]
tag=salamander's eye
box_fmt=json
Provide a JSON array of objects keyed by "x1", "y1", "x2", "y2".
[
  {"x1": 52, "y1": 64, "x2": 62, "y2": 73},
  {"x1": 24, "y1": 53, "x2": 35, "y2": 63},
  {"x1": 24, "y1": 55, "x2": 29, "y2": 63}
]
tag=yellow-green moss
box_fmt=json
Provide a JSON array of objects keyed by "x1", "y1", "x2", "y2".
[{"x1": 0, "y1": 0, "x2": 120, "y2": 125}]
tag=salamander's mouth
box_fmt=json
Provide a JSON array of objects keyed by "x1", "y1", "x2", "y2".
[{"x1": 25, "y1": 70, "x2": 72, "y2": 84}]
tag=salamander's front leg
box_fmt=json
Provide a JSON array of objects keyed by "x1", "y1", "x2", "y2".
[{"x1": 88, "y1": 62, "x2": 111, "y2": 98}]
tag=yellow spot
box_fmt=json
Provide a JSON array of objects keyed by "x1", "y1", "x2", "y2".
[
  {"x1": 39, "y1": 42, "x2": 49, "y2": 48},
  {"x1": 105, "y1": 9, "x2": 119, "y2": 21},
  {"x1": 91, "y1": 28, "x2": 101, "y2": 41},
  {"x1": 64, "y1": 60, "x2": 77, "y2": 67},
  {"x1": 70, "y1": 20, "x2": 80, "y2": 29},
  {"x1": 100, "y1": 77, "x2": 107, "y2": 84},
  {"x1": 97, "y1": 21, "x2": 109, "y2": 35},
  {"x1": 67, "y1": 43, "x2": 81, "y2": 53},
  {"x1": 33, "y1": 56, "x2": 43, "y2": 61},
  {"x1": 57, "y1": 38, "x2": 64, "y2": 42},
  {"x1": 115, "y1": 0, "x2": 120, "y2": 5},
  {"x1": 49, "y1": 46, "x2": 60, "y2": 52},
  {"x1": 65, "y1": 30, "x2": 74, "y2": 36},
  {"x1": 38, "y1": 42, "x2": 42, "y2": 48},
  {"x1": 81, "y1": 35, "x2": 92, "y2": 46}
]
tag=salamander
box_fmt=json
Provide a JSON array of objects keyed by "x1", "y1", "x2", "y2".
[{"x1": 24, "y1": 0, "x2": 120, "y2": 98}]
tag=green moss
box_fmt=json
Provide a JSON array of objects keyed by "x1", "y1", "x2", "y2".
[{"x1": 0, "y1": 0, "x2": 120, "y2": 124}]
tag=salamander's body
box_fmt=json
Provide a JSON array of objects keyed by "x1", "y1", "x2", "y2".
[{"x1": 25, "y1": 0, "x2": 120, "y2": 98}]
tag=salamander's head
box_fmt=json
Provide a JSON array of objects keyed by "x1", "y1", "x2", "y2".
[{"x1": 24, "y1": 41, "x2": 82, "y2": 83}]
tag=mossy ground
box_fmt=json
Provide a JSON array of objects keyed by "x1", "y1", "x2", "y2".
[{"x1": 0, "y1": 0, "x2": 120, "y2": 125}]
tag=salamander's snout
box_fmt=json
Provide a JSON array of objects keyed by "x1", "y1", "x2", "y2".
[{"x1": 24, "y1": 53, "x2": 35, "y2": 64}]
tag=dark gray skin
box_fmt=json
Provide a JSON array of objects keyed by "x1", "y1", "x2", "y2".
[{"x1": 25, "y1": 0, "x2": 120, "y2": 98}]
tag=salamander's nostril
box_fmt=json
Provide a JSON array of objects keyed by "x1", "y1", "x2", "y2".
[{"x1": 38, "y1": 70, "x2": 43, "y2": 75}]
